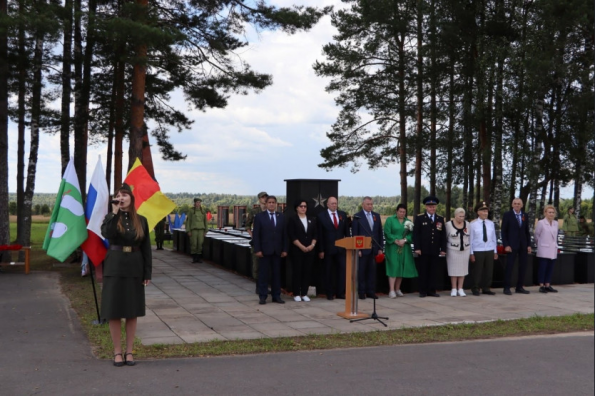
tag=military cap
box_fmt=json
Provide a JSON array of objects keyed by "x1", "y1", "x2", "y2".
[
  {"x1": 423, "y1": 196, "x2": 439, "y2": 205},
  {"x1": 474, "y1": 201, "x2": 489, "y2": 212},
  {"x1": 257, "y1": 191, "x2": 268, "y2": 199},
  {"x1": 193, "y1": 197, "x2": 202, "y2": 203}
]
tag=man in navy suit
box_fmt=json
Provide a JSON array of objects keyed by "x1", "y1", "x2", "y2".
[
  {"x1": 252, "y1": 196, "x2": 288, "y2": 304},
  {"x1": 352, "y1": 197, "x2": 384, "y2": 299},
  {"x1": 501, "y1": 198, "x2": 532, "y2": 295},
  {"x1": 317, "y1": 196, "x2": 349, "y2": 300}
]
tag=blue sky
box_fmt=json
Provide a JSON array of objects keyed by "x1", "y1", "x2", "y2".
[{"x1": 7, "y1": 0, "x2": 592, "y2": 200}]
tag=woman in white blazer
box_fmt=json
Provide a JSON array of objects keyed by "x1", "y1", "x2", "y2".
[{"x1": 534, "y1": 205, "x2": 559, "y2": 293}]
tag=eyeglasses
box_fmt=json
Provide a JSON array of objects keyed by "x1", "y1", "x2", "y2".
[{"x1": 298, "y1": 205, "x2": 307, "y2": 208}]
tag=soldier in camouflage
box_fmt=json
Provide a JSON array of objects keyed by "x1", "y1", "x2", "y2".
[
  {"x1": 186, "y1": 198, "x2": 208, "y2": 263},
  {"x1": 246, "y1": 192, "x2": 268, "y2": 293}
]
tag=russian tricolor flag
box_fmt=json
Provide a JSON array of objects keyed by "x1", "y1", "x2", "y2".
[{"x1": 81, "y1": 157, "x2": 109, "y2": 266}]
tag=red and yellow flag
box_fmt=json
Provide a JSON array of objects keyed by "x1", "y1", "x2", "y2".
[{"x1": 124, "y1": 158, "x2": 176, "y2": 231}]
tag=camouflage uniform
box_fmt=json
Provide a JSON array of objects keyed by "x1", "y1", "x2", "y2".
[
  {"x1": 186, "y1": 199, "x2": 208, "y2": 263},
  {"x1": 246, "y1": 192, "x2": 268, "y2": 293},
  {"x1": 154, "y1": 217, "x2": 166, "y2": 250}
]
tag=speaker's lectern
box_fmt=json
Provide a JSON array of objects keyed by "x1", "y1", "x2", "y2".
[{"x1": 335, "y1": 236, "x2": 372, "y2": 320}]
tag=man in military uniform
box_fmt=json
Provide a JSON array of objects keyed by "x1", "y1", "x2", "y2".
[
  {"x1": 154, "y1": 216, "x2": 166, "y2": 250},
  {"x1": 186, "y1": 198, "x2": 208, "y2": 263},
  {"x1": 413, "y1": 196, "x2": 447, "y2": 297},
  {"x1": 245, "y1": 192, "x2": 268, "y2": 293}
]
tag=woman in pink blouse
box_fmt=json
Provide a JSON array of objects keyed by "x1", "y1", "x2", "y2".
[{"x1": 534, "y1": 205, "x2": 559, "y2": 293}]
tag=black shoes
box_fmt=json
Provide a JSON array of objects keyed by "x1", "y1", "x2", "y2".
[
  {"x1": 336, "y1": 294, "x2": 345, "y2": 299},
  {"x1": 124, "y1": 352, "x2": 135, "y2": 366},
  {"x1": 427, "y1": 292, "x2": 440, "y2": 297},
  {"x1": 503, "y1": 288, "x2": 512, "y2": 295},
  {"x1": 366, "y1": 293, "x2": 378, "y2": 299},
  {"x1": 191, "y1": 254, "x2": 199, "y2": 263},
  {"x1": 472, "y1": 290, "x2": 481, "y2": 296},
  {"x1": 358, "y1": 293, "x2": 366, "y2": 300},
  {"x1": 197, "y1": 254, "x2": 203, "y2": 263},
  {"x1": 113, "y1": 353, "x2": 124, "y2": 367},
  {"x1": 255, "y1": 284, "x2": 259, "y2": 294},
  {"x1": 419, "y1": 293, "x2": 427, "y2": 298},
  {"x1": 515, "y1": 287, "x2": 530, "y2": 294},
  {"x1": 259, "y1": 297, "x2": 266, "y2": 305},
  {"x1": 272, "y1": 297, "x2": 285, "y2": 304},
  {"x1": 482, "y1": 290, "x2": 496, "y2": 295},
  {"x1": 545, "y1": 286, "x2": 558, "y2": 293},
  {"x1": 539, "y1": 286, "x2": 548, "y2": 293},
  {"x1": 327, "y1": 295, "x2": 334, "y2": 301}
]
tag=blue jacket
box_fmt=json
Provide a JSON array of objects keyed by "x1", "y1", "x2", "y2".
[
  {"x1": 252, "y1": 211, "x2": 288, "y2": 256},
  {"x1": 351, "y1": 210, "x2": 384, "y2": 255},
  {"x1": 501, "y1": 210, "x2": 531, "y2": 250}
]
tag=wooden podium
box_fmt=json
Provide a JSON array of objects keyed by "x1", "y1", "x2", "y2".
[{"x1": 335, "y1": 236, "x2": 371, "y2": 320}]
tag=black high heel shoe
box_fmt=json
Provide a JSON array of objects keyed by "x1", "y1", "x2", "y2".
[
  {"x1": 113, "y1": 353, "x2": 124, "y2": 367},
  {"x1": 124, "y1": 352, "x2": 136, "y2": 366}
]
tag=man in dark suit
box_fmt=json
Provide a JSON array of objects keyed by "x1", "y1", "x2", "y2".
[
  {"x1": 352, "y1": 196, "x2": 384, "y2": 299},
  {"x1": 317, "y1": 196, "x2": 349, "y2": 300},
  {"x1": 252, "y1": 196, "x2": 288, "y2": 304},
  {"x1": 413, "y1": 196, "x2": 447, "y2": 297},
  {"x1": 501, "y1": 198, "x2": 532, "y2": 295}
]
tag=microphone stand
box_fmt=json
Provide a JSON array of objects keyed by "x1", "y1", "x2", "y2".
[{"x1": 350, "y1": 215, "x2": 388, "y2": 327}]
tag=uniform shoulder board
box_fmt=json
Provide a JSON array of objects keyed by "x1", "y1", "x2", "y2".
[{"x1": 417, "y1": 213, "x2": 424, "y2": 216}]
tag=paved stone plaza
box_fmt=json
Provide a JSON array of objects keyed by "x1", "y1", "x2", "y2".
[{"x1": 137, "y1": 249, "x2": 595, "y2": 345}]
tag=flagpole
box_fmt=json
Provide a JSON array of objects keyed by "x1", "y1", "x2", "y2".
[{"x1": 88, "y1": 261, "x2": 106, "y2": 325}]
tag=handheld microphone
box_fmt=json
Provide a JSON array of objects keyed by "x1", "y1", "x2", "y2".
[{"x1": 111, "y1": 200, "x2": 120, "y2": 205}]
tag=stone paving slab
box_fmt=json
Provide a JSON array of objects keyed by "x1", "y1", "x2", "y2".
[{"x1": 136, "y1": 249, "x2": 595, "y2": 345}]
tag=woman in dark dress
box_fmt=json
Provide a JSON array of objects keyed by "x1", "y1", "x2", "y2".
[
  {"x1": 286, "y1": 199, "x2": 317, "y2": 302},
  {"x1": 101, "y1": 184, "x2": 152, "y2": 367}
]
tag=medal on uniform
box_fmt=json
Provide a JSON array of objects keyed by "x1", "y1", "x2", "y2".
[{"x1": 436, "y1": 222, "x2": 442, "y2": 231}]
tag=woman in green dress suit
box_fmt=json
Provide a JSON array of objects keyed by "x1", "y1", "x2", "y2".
[
  {"x1": 101, "y1": 184, "x2": 152, "y2": 367},
  {"x1": 384, "y1": 204, "x2": 418, "y2": 298}
]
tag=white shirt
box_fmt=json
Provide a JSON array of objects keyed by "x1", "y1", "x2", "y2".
[
  {"x1": 299, "y1": 216, "x2": 308, "y2": 232},
  {"x1": 327, "y1": 209, "x2": 339, "y2": 222},
  {"x1": 469, "y1": 218, "x2": 497, "y2": 254}
]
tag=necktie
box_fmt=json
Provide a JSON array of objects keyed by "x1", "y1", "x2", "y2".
[
  {"x1": 516, "y1": 213, "x2": 522, "y2": 226},
  {"x1": 367, "y1": 212, "x2": 373, "y2": 229},
  {"x1": 270, "y1": 212, "x2": 275, "y2": 227},
  {"x1": 332, "y1": 212, "x2": 338, "y2": 229},
  {"x1": 430, "y1": 215, "x2": 434, "y2": 223},
  {"x1": 483, "y1": 220, "x2": 487, "y2": 242}
]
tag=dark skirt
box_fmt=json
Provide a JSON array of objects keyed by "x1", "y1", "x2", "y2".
[{"x1": 101, "y1": 276, "x2": 146, "y2": 320}]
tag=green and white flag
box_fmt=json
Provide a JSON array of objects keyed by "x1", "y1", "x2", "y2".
[{"x1": 43, "y1": 158, "x2": 88, "y2": 262}]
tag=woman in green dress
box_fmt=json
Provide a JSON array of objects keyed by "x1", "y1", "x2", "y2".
[{"x1": 384, "y1": 204, "x2": 418, "y2": 298}]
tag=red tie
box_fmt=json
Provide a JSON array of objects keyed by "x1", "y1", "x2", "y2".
[{"x1": 332, "y1": 212, "x2": 338, "y2": 229}]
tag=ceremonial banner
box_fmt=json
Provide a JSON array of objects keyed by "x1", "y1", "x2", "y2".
[
  {"x1": 124, "y1": 158, "x2": 176, "y2": 231},
  {"x1": 81, "y1": 157, "x2": 109, "y2": 266},
  {"x1": 43, "y1": 159, "x2": 88, "y2": 262}
]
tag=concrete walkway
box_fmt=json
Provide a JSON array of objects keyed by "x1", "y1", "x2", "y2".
[{"x1": 137, "y1": 250, "x2": 594, "y2": 345}]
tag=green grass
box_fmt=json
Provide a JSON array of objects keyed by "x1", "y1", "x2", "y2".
[{"x1": 7, "y1": 217, "x2": 595, "y2": 360}]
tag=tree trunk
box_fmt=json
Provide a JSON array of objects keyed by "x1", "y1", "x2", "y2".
[
  {"x1": 105, "y1": 58, "x2": 119, "y2": 193},
  {"x1": 445, "y1": 58, "x2": 455, "y2": 221},
  {"x1": 73, "y1": 0, "x2": 85, "y2": 197},
  {"x1": 398, "y1": 38, "x2": 407, "y2": 204},
  {"x1": 0, "y1": 0, "x2": 9, "y2": 259},
  {"x1": 528, "y1": 100, "x2": 543, "y2": 234},
  {"x1": 492, "y1": 51, "x2": 505, "y2": 228},
  {"x1": 60, "y1": 0, "x2": 73, "y2": 175},
  {"x1": 21, "y1": 29, "x2": 45, "y2": 250},
  {"x1": 114, "y1": 57, "x2": 125, "y2": 189},
  {"x1": 428, "y1": 0, "x2": 436, "y2": 197},
  {"x1": 413, "y1": 0, "x2": 423, "y2": 216},
  {"x1": 128, "y1": 0, "x2": 149, "y2": 172},
  {"x1": 16, "y1": 0, "x2": 27, "y2": 246}
]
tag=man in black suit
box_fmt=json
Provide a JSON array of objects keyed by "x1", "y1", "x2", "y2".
[
  {"x1": 352, "y1": 196, "x2": 384, "y2": 299},
  {"x1": 501, "y1": 198, "x2": 532, "y2": 295},
  {"x1": 413, "y1": 196, "x2": 447, "y2": 297},
  {"x1": 252, "y1": 196, "x2": 288, "y2": 304},
  {"x1": 317, "y1": 196, "x2": 349, "y2": 300}
]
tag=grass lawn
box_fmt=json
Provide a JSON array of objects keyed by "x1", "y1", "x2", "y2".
[{"x1": 5, "y1": 217, "x2": 595, "y2": 360}]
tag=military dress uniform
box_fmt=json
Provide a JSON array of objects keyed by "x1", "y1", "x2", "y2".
[
  {"x1": 100, "y1": 210, "x2": 152, "y2": 320},
  {"x1": 186, "y1": 199, "x2": 208, "y2": 263},
  {"x1": 412, "y1": 197, "x2": 447, "y2": 297}
]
